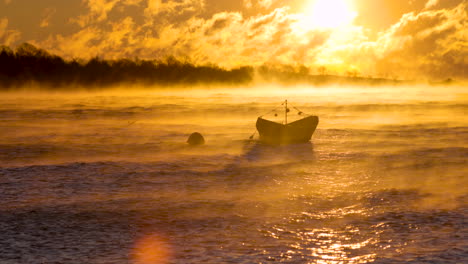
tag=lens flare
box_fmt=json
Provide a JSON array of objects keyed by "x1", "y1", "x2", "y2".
[{"x1": 131, "y1": 235, "x2": 172, "y2": 264}]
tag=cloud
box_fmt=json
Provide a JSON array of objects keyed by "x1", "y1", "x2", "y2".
[
  {"x1": 38, "y1": 16, "x2": 147, "y2": 59},
  {"x1": 204, "y1": 12, "x2": 238, "y2": 36},
  {"x1": 243, "y1": 0, "x2": 278, "y2": 10},
  {"x1": 424, "y1": 0, "x2": 463, "y2": 10},
  {"x1": 33, "y1": 0, "x2": 467, "y2": 80},
  {"x1": 161, "y1": 7, "x2": 332, "y2": 68},
  {"x1": 70, "y1": 0, "x2": 120, "y2": 27},
  {"x1": 258, "y1": 0, "x2": 274, "y2": 9},
  {"x1": 144, "y1": 0, "x2": 205, "y2": 25},
  {"x1": 425, "y1": 0, "x2": 439, "y2": 9},
  {"x1": 122, "y1": 0, "x2": 144, "y2": 5},
  {"x1": 371, "y1": 2, "x2": 467, "y2": 79},
  {"x1": 39, "y1": 6, "x2": 327, "y2": 67},
  {"x1": 87, "y1": 0, "x2": 120, "y2": 21},
  {"x1": 40, "y1": 7, "x2": 57, "y2": 28},
  {"x1": 37, "y1": 27, "x2": 102, "y2": 59},
  {"x1": 244, "y1": 0, "x2": 253, "y2": 9},
  {"x1": 0, "y1": 17, "x2": 21, "y2": 46}
]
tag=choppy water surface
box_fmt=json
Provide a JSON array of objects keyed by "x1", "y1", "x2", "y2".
[{"x1": 0, "y1": 86, "x2": 467, "y2": 263}]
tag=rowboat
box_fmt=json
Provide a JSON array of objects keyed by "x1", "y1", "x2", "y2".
[{"x1": 256, "y1": 100, "x2": 319, "y2": 144}]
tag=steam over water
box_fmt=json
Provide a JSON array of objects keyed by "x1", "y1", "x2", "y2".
[{"x1": 0, "y1": 86, "x2": 467, "y2": 263}]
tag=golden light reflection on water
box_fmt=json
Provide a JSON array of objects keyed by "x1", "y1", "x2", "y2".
[
  {"x1": 0, "y1": 85, "x2": 465, "y2": 263},
  {"x1": 273, "y1": 226, "x2": 377, "y2": 263}
]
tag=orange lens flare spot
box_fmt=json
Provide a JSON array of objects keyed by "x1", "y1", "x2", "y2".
[{"x1": 131, "y1": 235, "x2": 172, "y2": 264}]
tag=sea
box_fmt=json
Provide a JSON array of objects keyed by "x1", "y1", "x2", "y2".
[{"x1": 0, "y1": 85, "x2": 467, "y2": 264}]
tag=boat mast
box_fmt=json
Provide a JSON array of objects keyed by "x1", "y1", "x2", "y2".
[{"x1": 285, "y1": 99, "x2": 288, "y2": 125}]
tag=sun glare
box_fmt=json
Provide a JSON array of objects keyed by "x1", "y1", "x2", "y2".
[{"x1": 299, "y1": 0, "x2": 357, "y2": 30}]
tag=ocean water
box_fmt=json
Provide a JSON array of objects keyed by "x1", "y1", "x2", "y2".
[{"x1": 0, "y1": 86, "x2": 467, "y2": 264}]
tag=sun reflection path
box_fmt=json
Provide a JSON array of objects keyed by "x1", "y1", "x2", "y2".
[
  {"x1": 309, "y1": 229, "x2": 375, "y2": 263},
  {"x1": 263, "y1": 224, "x2": 377, "y2": 263}
]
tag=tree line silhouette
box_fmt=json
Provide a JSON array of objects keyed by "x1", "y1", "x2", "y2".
[
  {"x1": 0, "y1": 43, "x2": 416, "y2": 90},
  {"x1": 0, "y1": 43, "x2": 253, "y2": 89}
]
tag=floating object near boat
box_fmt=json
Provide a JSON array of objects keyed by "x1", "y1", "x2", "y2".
[
  {"x1": 256, "y1": 100, "x2": 319, "y2": 145},
  {"x1": 187, "y1": 132, "x2": 205, "y2": 145}
]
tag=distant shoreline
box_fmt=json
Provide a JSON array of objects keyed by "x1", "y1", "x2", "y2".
[{"x1": 0, "y1": 43, "x2": 461, "y2": 90}]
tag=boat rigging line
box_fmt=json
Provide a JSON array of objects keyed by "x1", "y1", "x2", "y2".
[{"x1": 258, "y1": 102, "x2": 285, "y2": 118}]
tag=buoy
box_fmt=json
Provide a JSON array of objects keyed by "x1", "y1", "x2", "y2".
[{"x1": 187, "y1": 132, "x2": 205, "y2": 145}]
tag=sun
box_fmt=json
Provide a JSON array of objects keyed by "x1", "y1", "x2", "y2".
[{"x1": 298, "y1": 0, "x2": 357, "y2": 30}]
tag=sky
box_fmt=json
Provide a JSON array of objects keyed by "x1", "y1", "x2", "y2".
[{"x1": 0, "y1": 0, "x2": 466, "y2": 80}]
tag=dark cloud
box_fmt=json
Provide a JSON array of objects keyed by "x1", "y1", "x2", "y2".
[{"x1": 204, "y1": 16, "x2": 230, "y2": 36}]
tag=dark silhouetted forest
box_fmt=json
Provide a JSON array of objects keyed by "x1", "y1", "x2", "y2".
[
  {"x1": 0, "y1": 43, "x2": 424, "y2": 90},
  {"x1": 0, "y1": 43, "x2": 253, "y2": 89}
]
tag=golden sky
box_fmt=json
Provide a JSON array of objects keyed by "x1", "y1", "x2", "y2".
[{"x1": 0, "y1": 0, "x2": 466, "y2": 80}]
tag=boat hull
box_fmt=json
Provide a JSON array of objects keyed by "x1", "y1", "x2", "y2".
[{"x1": 256, "y1": 116, "x2": 319, "y2": 144}]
